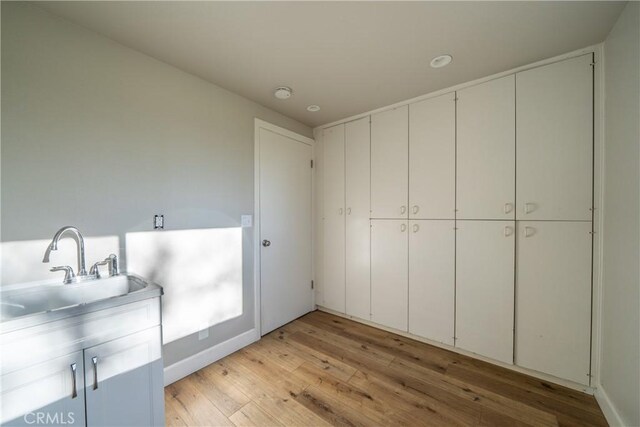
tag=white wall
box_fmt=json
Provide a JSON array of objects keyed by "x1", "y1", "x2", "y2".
[
  {"x1": 0, "y1": 2, "x2": 311, "y2": 367},
  {"x1": 599, "y1": 2, "x2": 640, "y2": 426}
]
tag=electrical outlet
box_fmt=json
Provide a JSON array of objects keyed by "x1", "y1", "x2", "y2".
[
  {"x1": 241, "y1": 215, "x2": 252, "y2": 228},
  {"x1": 154, "y1": 215, "x2": 164, "y2": 229}
]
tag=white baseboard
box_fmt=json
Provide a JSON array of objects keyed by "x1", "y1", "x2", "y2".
[
  {"x1": 163, "y1": 328, "x2": 260, "y2": 386},
  {"x1": 595, "y1": 385, "x2": 626, "y2": 426}
]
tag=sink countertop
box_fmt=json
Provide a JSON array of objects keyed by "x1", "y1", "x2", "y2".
[{"x1": 0, "y1": 273, "x2": 163, "y2": 334}]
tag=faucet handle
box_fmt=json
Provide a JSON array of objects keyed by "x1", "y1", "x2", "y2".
[
  {"x1": 90, "y1": 254, "x2": 119, "y2": 278},
  {"x1": 50, "y1": 266, "x2": 75, "y2": 284}
]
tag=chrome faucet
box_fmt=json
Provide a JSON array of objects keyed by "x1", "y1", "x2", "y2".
[
  {"x1": 90, "y1": 254, "x2": 119, "y2": 279},
  {"x1": 43, "y1": 226, "x2": 96, "y2": 283}
]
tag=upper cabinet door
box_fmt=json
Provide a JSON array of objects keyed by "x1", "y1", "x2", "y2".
[
  {"x1": 345, "y1": 117, "x2": 371, "y2": 320},
  {"x1": 516, "y1": 55, "x2": 593, "y2": 221},
  {"x1": 409, "y1": 93, "x2": 456, "y2": 219},
  {"x1": 457, "y1": 76, "x2": 516, "y2": 220},
  {"x1": 322, "y1": 124, "x2": 346, "y2": 313},
  {"x1": 371, "y1": 106, "x2": 409, "y2": 219}
]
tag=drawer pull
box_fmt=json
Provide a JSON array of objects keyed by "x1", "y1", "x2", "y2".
[
  {"x1": 70, "y1": 363, "x2": 78, "y2": 399},
  {"x1": 92, "y1": 356, "x2": 99, "y2": 390}
]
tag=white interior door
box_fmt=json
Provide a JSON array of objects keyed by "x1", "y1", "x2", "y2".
[
  {"x1": 457, "y1": 76, "x2": 515, "y2": 220},
  {"x1": 345, "y1": 117, "x2": 371, "y2": 320},
  {"x1": 408, "y1": 220, "x2": 455, "y2": 345},
  {"x1": 456, "y1": 220, "x2": 515, "y2": 364},
  {"x1": 259, "y1": 125, "x2": 313, "y2": 335},
  {"x1": 322, "y1": 124, "x2": 346, "y2": 313},
  {"x1": 409, "y1": 93, "x2": 456, "y2": 219},
  {"x1": 515, "y1": 221, "x2": 592, "y2": 385},
  {"x1": 371, "y1": 219, "x2": 408, "y2": 331},
  {"x1": 516, "y1": 54, "x2": 593, "y2": 221},
  {"x1": 371, "y1": 106, "x2": 409, "y2": 219}
]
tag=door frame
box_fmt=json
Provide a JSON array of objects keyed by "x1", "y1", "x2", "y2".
[{"x1": 254, "y1": 118, "x2": 315, "y2": 336}]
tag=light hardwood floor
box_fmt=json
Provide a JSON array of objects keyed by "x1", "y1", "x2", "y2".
[{"x1": 164, "y1": 310, "x2": 607, "y2": 426}]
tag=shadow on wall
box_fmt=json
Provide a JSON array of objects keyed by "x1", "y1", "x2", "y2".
[{"x1": 125, "y1": 227, "x2": 243, "y2": 344}]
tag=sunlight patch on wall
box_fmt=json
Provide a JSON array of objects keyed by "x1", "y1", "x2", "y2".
[{"x1": 125, "y1": 227, "x2": 243, "y2": 344}]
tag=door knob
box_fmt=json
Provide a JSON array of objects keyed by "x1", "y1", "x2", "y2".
[{"x1": 262, "y1": 240, "x2": 271, "y2": 247}]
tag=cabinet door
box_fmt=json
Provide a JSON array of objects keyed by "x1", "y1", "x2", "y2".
[
  {"x1": 1, "y1": 351, "x2": 85, "y2": 426},
  {"x1": 516, "y1": 221, "x2": 592, "y2": 385},
  {"x1": 408, "y1": 220, "x2": 455, "y2": 345},
  {"x1": 409, "y1": 93, "x2": 456, "y2": 219},
  {"x1": 371, "y1": 106, "x2": 409, "y2": 219},
  {"x1": 516, "y1": 54, "x2": 593, "y2": 221},
  {"x1": 371, "y1": 220, "x2": 408, "y2": 331},
  {"x1": 456, "y1": 220, "x2": 515, "y2": 364},
  {"x1": 322, "y1": 124, "x2": 346, "y2": 312},
  {"x1": 345, "y1": 117, "x2": 371, "y2": 320},
  {"x1": 457, "y1": 76, "x2": 515, "y2": 220},
  {"x1": 84, "y1": 326, "x2": 164, "y2": 427}
]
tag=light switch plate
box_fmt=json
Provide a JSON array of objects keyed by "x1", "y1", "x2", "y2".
[{"x1": 241, "y1": 215, "x2": 253, "y2": 228}]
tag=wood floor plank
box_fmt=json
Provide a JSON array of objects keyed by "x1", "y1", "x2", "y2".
[
  {"x1": 228, "y1": 402, "x2": 283, "y2": 427},
  {"x1": 165, "y1": 311, "x2": 607, "y2": 427}
]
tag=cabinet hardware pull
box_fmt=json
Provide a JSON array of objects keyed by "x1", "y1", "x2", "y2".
[
  {"x1": 92, "y1": 356, "x2": 98, "y2": 390},
  {"x1": 524, "y1": 226, "x2": 535, "y2": 237},
  {"x1": 262, "y1": 239, "x2": 271, "y2": 247},
  {"x1": 524, "y1": 202, "x2": 535, "y2": 214},
  {"x1": 412, "y1": 205, "x2": 419, "y2": 214},
  {"x1": 400, "y1": 223, "x2": 407, "y2": 232},
  {"x1": 400, "y1": 206, "x2": 407, "y2": 215},
  {"x1": 338, "y1": 208, "x2": 343, "y2": 215},
  {"x1": 504, "y1": 203, "x2": 514, "y2": 214},
  {"x1": 70, "y1": 363, "x2": 77, "y2": 399},
  {"x1": 346, "y1": 208, "x2": 352, "y2": 215},
  {"x1": 504, "y1": 226, "x2": 514, "y2": 237},
  {"x1": 413, "y1": 224, "x2": 419, "y2": 233}
]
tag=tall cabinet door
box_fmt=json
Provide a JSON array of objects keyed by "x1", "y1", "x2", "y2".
[
  {"x1": 516, "y1": 221, "x2": 592, "y2": 385},
  {"x1": 345, "y1": 117, "x2": 371, "y2": 320},
  {"x1": 1, "y1": 351, "x2": 85, "y2": 426},
  {"x1": 408, "y1": 220, "x2": 455, "y2": 345},
  {"x1": 456, "y1": 220, "x2": 515, "y2": 364},
  {"x1": 371, "y1": 220, "x2": 408, "y2": 331},
  {"x1": 322, "y1": 124, "x2": 346, "y2": 312},
  {"x1": 409, "y1": 93, "x2": 456, "y2": 219},
  {"x1": 516, "y1": 54, "x2": 593, "y2": 221},
  {"x1": 85, "y1": 326, "x2": 164, "y2": 427},
  {"x1": 371, "y1": 106, "x2": 409, "y2": 219},
  {"x1": 457, "y1": 76, "x2": 515, "y2": 220}
]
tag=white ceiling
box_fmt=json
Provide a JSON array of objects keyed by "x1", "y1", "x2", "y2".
[{"x1": 36, "y1": 1, "x2": 625, "y2": 127}]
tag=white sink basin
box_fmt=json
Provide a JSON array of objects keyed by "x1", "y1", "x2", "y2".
[{"x1": 0, "y1": 275, "x2": 154, "y2": 322}]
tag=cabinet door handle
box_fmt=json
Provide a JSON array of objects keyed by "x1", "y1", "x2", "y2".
[
  {"x1": 338, "y1": 208, "x2": 343, "y2": 215},
  {"x1": 70, "y1": 363, "x2": 78, "y2": 399},
  {"x1": 504, "y1": 226, "x2": 514, "y2": 237},
  {"x1": 413, "y1": 224, "x2": 420, "y2": 233},
  {"x1": 412, "y1": 205, "x2": 419, "y2": 215},
  {"x1": 524, "y1": 226, "x2": 535, "y2": 237},
  {"x1": 400, "y1": 206, "x2": 407, "y2": 215},
  {"x1": 92, "y1": 356, "x2": 98, "y2": 390},
  {"x1": 524, "y1": 202, "x2": 535, "y2": 214},
  {"x1": 504, "y1": 203, "x2": 514, "y2": 214},
  {"x1": 346, "y1": 208, "x2": 352, "y2": 215},
  {"x1": 400, "y1": 223, "x2": 407, "y2": 232}
]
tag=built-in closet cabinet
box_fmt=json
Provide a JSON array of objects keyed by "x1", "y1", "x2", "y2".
[
  {"x1": 408, "y1": 220, "x2": 455, "y2": 345},
  {"x1": 322, "y1": 124, "x2": 346, "y2": 313},
  {"x1": 515, "y1": 221, "x2": 592, "y2": 385},
  {"x1": 516, "y1": 54, "x2": 593, "y2": 221},
  {"x1": 371, "y1": 106, "x2": 409, "y2": 219},
  {"x1": 371, "y1": 220, "x2": 408, "y2": 331},
  {"x1": 345, "y1": 117, "x2": 371, "y2": 320},
  {"x1": 457, "y1": 75, "x2": 515, "y2": 220},
  {"x1": 409, "y1": 93, "x2": 456, "y2": 219},
  {"x1": 455, "y1": 220, "x2": 515, "y2": 364}
]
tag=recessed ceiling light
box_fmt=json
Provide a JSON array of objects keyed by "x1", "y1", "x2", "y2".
[
  {"x1": 307, "y1": 105, "x2": 321, "y2": 112},
  {"x1": 274, "y1": 86, "x2": 293, "y2": 99},
  {"x1": 430, "y1": 54, "x2": 453, "y2": 69}
]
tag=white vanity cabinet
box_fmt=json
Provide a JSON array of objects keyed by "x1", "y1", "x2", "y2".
[{"x1": 1, "y1": 295, "x2": 164, "y2": 427}]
